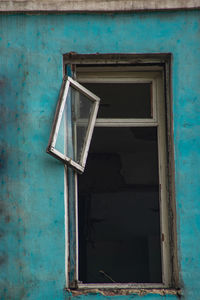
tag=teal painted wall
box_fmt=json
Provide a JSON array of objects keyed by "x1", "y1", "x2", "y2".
[{"x1": 0, "y1": 10, "x2": 200, "y2": 299}]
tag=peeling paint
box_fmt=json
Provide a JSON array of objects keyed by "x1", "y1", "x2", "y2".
[{"x1": 67, "y1": 288, "x2": 182, "y2": 297}]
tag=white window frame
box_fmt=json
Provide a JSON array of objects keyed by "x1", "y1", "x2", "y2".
[
  {"x1": 46, "y1": 76, "x2": 100, "y2": 173},
  {"x1": 64, "y1": 55, "x2": 178, "y2": 290}
]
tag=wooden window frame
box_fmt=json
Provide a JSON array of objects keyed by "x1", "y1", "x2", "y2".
[
  {"x1": 64, "y1": 53, "x2": 178, "y2": 290},
  {"x1": 46, "y1": 76, "x2": 100, "y2": 173}
]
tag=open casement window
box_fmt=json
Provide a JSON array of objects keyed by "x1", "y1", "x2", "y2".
[
  {"x1": 64, "y1": 55, "x2": 177, "y2": 290},
  {"x1": 47, "y1": 76, "x2": 100, "y2": 173}
]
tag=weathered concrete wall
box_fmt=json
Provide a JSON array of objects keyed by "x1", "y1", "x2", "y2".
[
  {"x1": 0, "y1": 10, "x2": 200, "y2": 300},
  {"x1": 0, "y1": 0, "x2": 200, "y2": 12}
]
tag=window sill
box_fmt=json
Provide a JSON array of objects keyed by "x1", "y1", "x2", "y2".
[{"x1": 66, "y1": 287, "x2": 181, "y2": 297}]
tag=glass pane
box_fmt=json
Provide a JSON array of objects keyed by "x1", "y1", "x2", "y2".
[
  {"x1": 78, "y1": 127, "x2": 162, "y2": 283},
  {"x1": 71, "y1": 87, "x2": 94, "y2": 163},
  {"x1": 55, "y1": 85, "x2": 94, "y2": 165},
  {"x1": 55, "y1": 100, "x2": 67, "y2": 155},
  {"x1": 82, "y1": 83, "x2": 152, "y2": 118}
]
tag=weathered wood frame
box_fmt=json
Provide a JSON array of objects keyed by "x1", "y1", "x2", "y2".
[{"x1": 64, "y1": 53, "x2": 178, "y2": 291}]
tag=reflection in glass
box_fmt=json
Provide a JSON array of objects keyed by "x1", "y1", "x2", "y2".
[
  {"x1": 55, "y1": 99, "x2": 67, "y2": 155},
  {"x1": 55, "y1": 86, "x2": 94, "y2": 164},
  {"x1": 72, "y1": 88, "x2": 93, "y2": 163}
]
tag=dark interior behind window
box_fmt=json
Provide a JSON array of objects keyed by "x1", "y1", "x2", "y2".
[
  {"x1": 78, "y1": 127, "x2": 162, "y2": 283},
  {"x1": 83, "y1": 83, "x2": 152, "y2": 118}
]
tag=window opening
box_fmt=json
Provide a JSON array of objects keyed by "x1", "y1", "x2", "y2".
[
  {"x1": 78, "y1": 126, "x2": 162, "y2": 283},
  {"x1": 70, "y1": 66, "x2": 171, "y2": 288},
  {"x1": 62, "y1": 60, "x2": 176, "y2": 289}
]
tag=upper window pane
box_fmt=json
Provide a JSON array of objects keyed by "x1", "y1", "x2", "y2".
[{"x1": 82, "y1": 83, "x2": 152, "y2": 118}]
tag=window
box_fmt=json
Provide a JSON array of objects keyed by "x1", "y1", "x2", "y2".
[
  {"x1": 46, "y1": 76, "x2": 100, "y2": 173},
  {"x1": 76, "y1": 66, "x2": 171, "y2": 288},
  {"x1": 48, "y1": 54, "x2": 177, "y2": 289}
]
